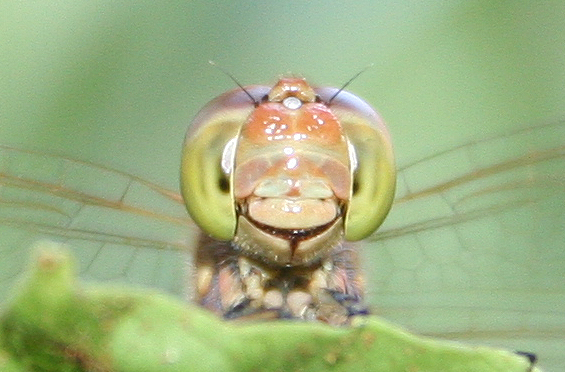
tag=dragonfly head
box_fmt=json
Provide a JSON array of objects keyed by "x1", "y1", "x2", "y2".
[{"x1": 181, "y1": 78, "x2": 396, "y2": 264}]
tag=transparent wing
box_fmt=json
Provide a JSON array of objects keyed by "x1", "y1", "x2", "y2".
[
  {"x1": 0, "y1": 145, "x2": 196, "y2": 300},
  {"x1": 365, "y1": 119, "x2": 565, "y2": 369}
]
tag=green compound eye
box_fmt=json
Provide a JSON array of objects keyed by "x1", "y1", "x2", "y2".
[
  {"x1": 315, "y1": 87, "x2": 396, "y2": 241},
  {"x1": 180, "y1": 86, "x2": 269, "y2": 241}
]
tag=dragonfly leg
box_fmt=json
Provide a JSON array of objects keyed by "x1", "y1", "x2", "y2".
[
  {"x1": 326, "y1": 289, "x2": 370, "y2": 316},
  {"x1": 194, "y1": 234, "x2": 367, "y2": 324}
]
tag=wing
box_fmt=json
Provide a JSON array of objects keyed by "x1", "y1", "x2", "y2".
[
  {"x1": 0, "y1": 119, "x2": 563, "y2": 368},
  {"x1": 0, "y1": 145, "x2": 196, "y2": 300},
  {"x1": 375, "y1": 119, "x2": 564, "y2": 241},
  {"x1": 365, "y1": 118, "x2": 565, "y2": 369}
]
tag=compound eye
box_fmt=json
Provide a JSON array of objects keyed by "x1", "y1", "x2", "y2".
[
  {"x1": 318, "y1": 87, "x2": 396, "y2": 241},
  {"x1": 180, "y1": 86, "x2": 269, "y2": 240}
]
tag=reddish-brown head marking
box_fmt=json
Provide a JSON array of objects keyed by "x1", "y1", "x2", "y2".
[
  {"x1": 267, "y1": 78, "x2": 317, "y2": 103},
  {"x1": 241, "y1": 79, "x2": 346, "y2": 146}
]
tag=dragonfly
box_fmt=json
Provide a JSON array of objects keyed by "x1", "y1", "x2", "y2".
[{"x1": 0, "y1": 78, "x2": 564, "y2": 367}]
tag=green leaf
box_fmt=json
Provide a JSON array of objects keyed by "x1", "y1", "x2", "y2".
[{"x1": 0, "y1": 243, "x2": 540, "y2": 372}]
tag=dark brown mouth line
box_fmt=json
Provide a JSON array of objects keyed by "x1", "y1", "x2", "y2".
[
  {"x1": 236, "y1": 199, "x2": 346, "y2": 258},
  {"x1": 245, "y1": 215, "x2": 340, "y2": 241}
]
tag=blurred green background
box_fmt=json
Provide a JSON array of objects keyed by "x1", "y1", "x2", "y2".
[{"x1": 1, "y1": 1, "x2": 564, "y2": 370}]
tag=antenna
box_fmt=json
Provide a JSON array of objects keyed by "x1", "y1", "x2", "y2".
[
  {"x1": 327, "y1": 64, "x2": 374, "y2": 105},
  {"x1": 209, "y1": 61, "x2": 258, "y2": 106}
]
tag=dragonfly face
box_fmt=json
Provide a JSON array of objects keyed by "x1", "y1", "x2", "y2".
[{"x1": 181, "y1": 78, "x2": 395, "y2": 322}]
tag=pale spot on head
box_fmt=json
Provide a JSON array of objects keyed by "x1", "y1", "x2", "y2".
[
  {"x1": 283, "y1": 96, "x2": 302, "y2": 110},
  {"x1": 286, "y1": 157, "x2": 298, "y2": 169},
  {"x1": 293, "y1": 133, "x2": 306, "y2": 141}
]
